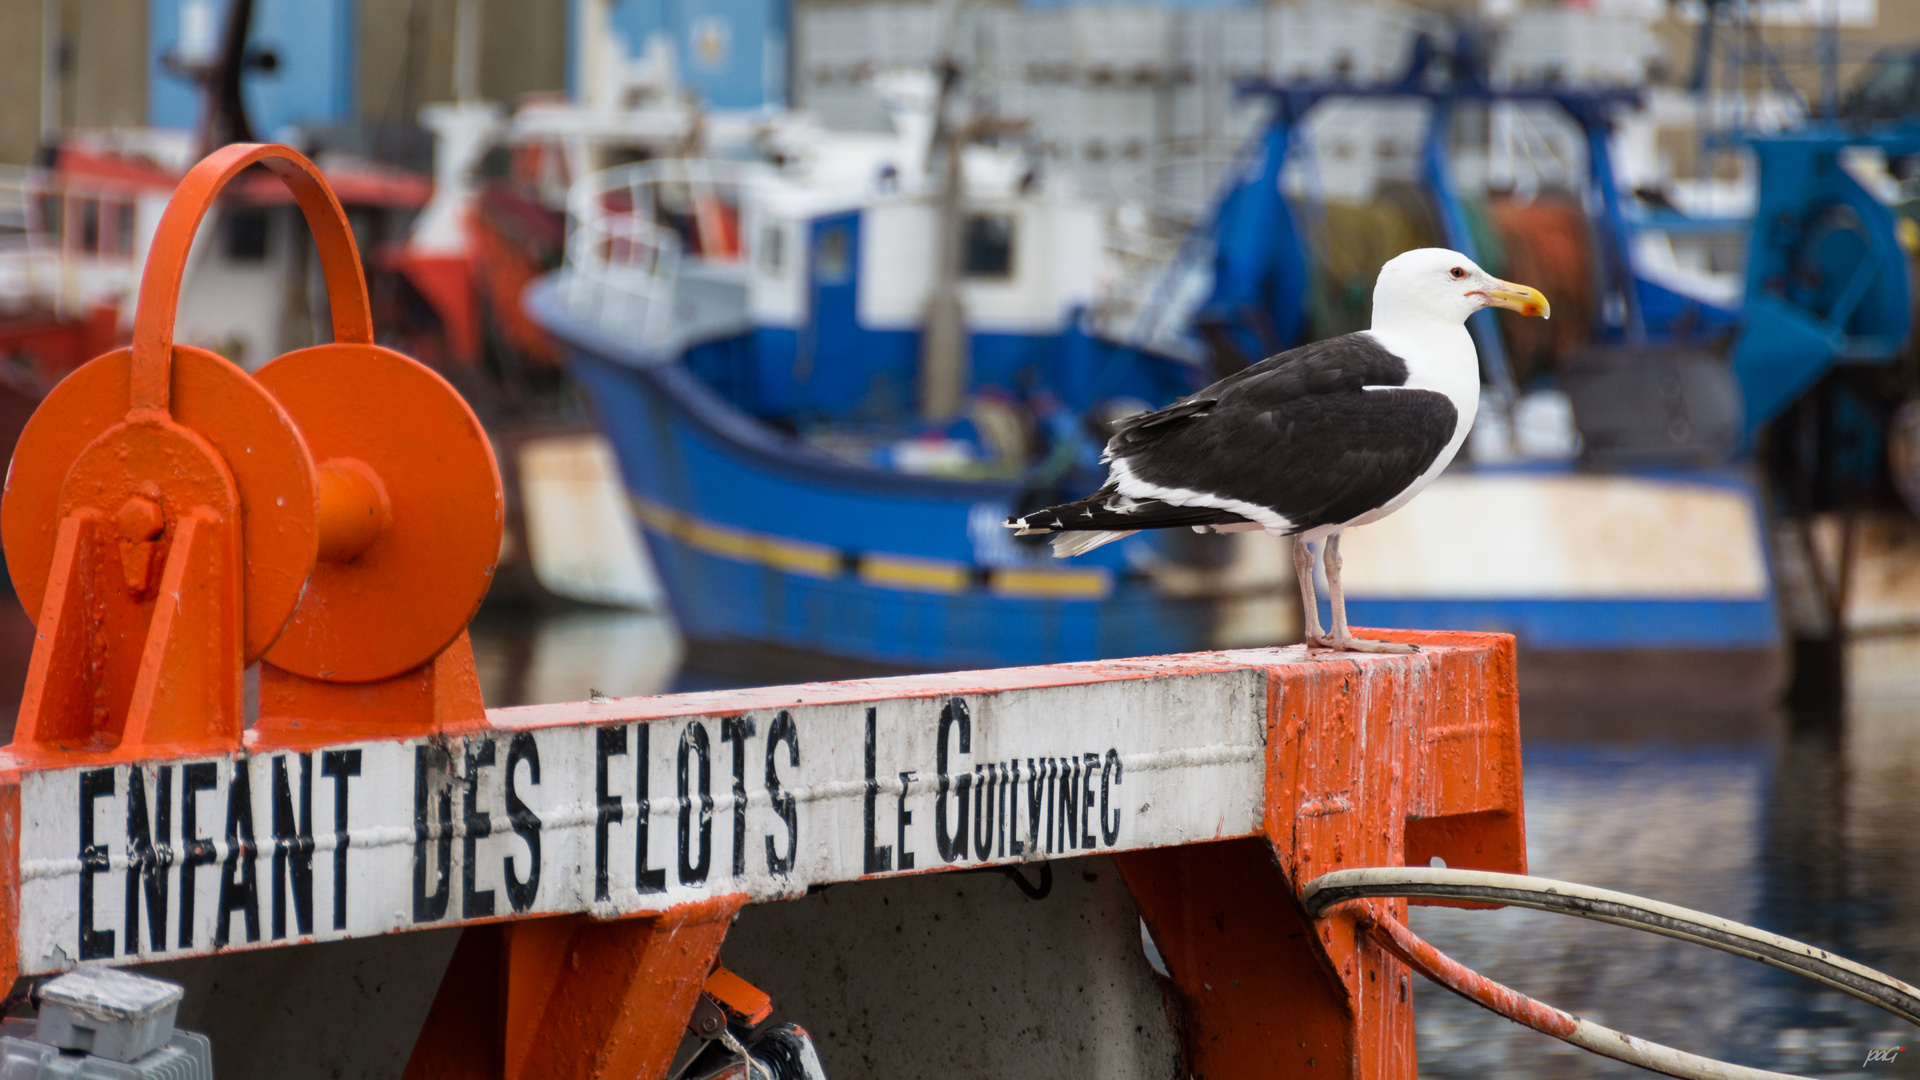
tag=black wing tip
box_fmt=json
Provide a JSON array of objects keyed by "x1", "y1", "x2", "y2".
[{"x1": 1007, "y1": 511, "x2": 1063, "y2": 534}]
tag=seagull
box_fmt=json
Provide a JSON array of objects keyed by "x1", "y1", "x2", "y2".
[{"x1": 1008, "y1": 248, "x2": 1550, "y2": 653}]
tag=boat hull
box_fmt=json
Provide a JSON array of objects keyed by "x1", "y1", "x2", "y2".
[
  {"x1": 1332, "y1": 466, "x2": 1782, "y2": 652},
  {"x1": 558, "y1": 341, "x2": 1252, "y2": 669}
]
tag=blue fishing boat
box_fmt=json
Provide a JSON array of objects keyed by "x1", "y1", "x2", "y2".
[
  {"x1": 527, "y1": 44, "x2": 1916, "y2": 672},
  {"x1": 525, "y1": 120, "x2": 1277, "y2": 668}
]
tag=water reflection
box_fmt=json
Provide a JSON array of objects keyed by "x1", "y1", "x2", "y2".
[
  {"x1": 469, "y1": 605, "x2": 684, "y2": 706},
  {"x1": 1414, "y1": 637, "x2": 1920, "y2": 1079}
]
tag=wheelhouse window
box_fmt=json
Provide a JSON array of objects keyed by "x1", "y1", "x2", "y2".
[
  {"x1": 225, "y1": 209, "x2": 269, "y2": 261},
  {"x1": 963, "y1": 213, "x2": 1015, "y2": 278}
]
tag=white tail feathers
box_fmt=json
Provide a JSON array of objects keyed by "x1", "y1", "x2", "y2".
[{"x1": 1050, "y1": 529, "x2": 1137, "y2": 558}]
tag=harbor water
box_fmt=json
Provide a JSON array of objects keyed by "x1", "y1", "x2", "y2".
[
  {"x1": 0, "y1": 595, "x2": 1914, "y2": 1077},
  {"x1": 1411, "y1": 635, "x2": 1920, "y2": 1079}
]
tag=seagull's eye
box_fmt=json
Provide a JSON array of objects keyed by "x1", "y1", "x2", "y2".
[{"x1": 1449, "y1": 267, "x2": 1466, "y2": 279}]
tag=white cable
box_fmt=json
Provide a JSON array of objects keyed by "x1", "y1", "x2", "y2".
[{"x1": 1304, "y1": 866, "x2": 1920, "y2": 1026}]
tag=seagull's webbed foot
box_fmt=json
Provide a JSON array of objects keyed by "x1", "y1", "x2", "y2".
[
  {"x1": 1313, "y1": 631, "x2": 1420, "y2": 654},
  {"x1": 1313, "y1": 532, "x2": 1419, "y2": 653}
]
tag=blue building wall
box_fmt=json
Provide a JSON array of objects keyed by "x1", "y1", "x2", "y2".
[
  {"x1": 580, "y1": 0, "x2": 788, "y2": 110},
  {"x1": 148, "y1": 0, "x2": 357, "y2": 135}
]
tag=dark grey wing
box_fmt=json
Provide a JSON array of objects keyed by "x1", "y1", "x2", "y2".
[
  {"x1": 1107, "y1": 332, "x2": 1412, "y2": 457},
  {"x1": 1107, "y1": 334, "x2": 1457, "y2": 533}
]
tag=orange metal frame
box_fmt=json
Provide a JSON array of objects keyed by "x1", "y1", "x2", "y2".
[
  {"x1": 394, "y1": 630, "x2": 1524, "y2": 1080},
  {"x1": 0, "y1": 149, "x2": 1528, "y2": 1080}
]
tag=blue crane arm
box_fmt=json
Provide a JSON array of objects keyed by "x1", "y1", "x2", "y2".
[
  {"x1": 1731, "y1": 127, "x2": 1920, "y2": 441},
  {"x1": 1194, "y1": 117, "x2": 1311, "y2": 363}
]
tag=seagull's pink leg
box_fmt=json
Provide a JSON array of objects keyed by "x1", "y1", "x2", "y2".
[
  {"x1": 1324, "y1": 532, "x2": 1418, "y2": 654},
  {"x1": 1294, "y1": 536, "x2": 1327, "y2": 646}
]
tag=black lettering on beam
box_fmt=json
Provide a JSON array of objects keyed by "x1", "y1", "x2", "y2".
[
  {"x1": 320, "y1": 750, "x2": 361, "y2": 930},
  {"x1": 863, "y1": 708, "x2": 890, "y2": 873},
  {"x1": 1057, "y1": 756, "x2": 1079, "y2": 852},
  {"x1": 896, "y1": 772, "x2": 916, "y2": 870},
  {"x1": 462, "y1": 740, "x2": 495, "y2": 919},
  {"x1": 635, "y1": 724, "x2": 665, "y2": 893},
  {"x1": 1101, "y1": 749, "x2": 1123, "y2": 847},
  {"x1": 720, "y1": 716, "x2": 755, "y2": 877},
  {"x1": 504, "y1": 733, "x2": 543, "y2": 913},
  {"x1": 998, "y1": 762, "x2": 1012, "y2": 858},
  {"x1": 1043, "y1": 758, "x2": 1057, "y2": 854},
  {"x1": 178, "y1": 763, "x2": 218, "y2": 948},
  {"x1": 270, "y1": 754, "x2": 314, "y2": 939},
  {"x1": 764, "y1": 712, "x2": 798, "y2": 876},
  {"x1": 78, "y1": 768, "x2": 114, "y2": 961},
  {"x1": 935, "y1": 698, "x2": 970, "y2": 863},
  {"x1": 1081, "y1": 752, "x2": 1100, "y2": 851},
  {"x1": 413, "y1": 746, "x2": 453, "y2": 923},
  {"x1": 972, "y1": 765, "x2": 995, "y2": 861},
  {"x1": 678, "y1": 722, "x2": 714, "y2": 885},
  {"x1": 594, "y1": 727, "x2": 627, "y2": 901},
  {"x1": 216, "y1": 760, "x2": 261, "y2": 947},
  {"x1": 1010, "y1": 761, "x2": 1027, "y2": 857},
  {"x1": 124, "y1": 765, "x2": 172, "y2": 955}
]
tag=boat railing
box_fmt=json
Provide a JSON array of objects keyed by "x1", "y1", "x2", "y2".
[{"x1": 561, "y1": 158, "x2": 769, "y2": 349}]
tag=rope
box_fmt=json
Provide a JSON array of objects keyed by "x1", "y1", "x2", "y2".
[
  {"x1": 1304, "y1": 867, "x2": 1920, "y2": 1080},
  {"x1": 718, "y1": 1026, "x2": 770, "y2": 1080}
]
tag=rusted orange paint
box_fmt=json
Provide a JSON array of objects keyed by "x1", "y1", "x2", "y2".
[
  {"x1": 114, "y1": 509, "x2": 242, "y2": 755},
  {"x1": 251, "y1": 630, "x2": 488, "y2": 751},
  {"x1": 501, "y1": 918, "x2": 579, "y2": 1078},
  {"x1": 1115, "y1": 839, "x2": 1360, "y2": 1079},
  {"x1": 0, "y1": 780, "x2": 18, "y2": 996},
  {"x1": 1111, "y1": 629, "x2": 1524, "y2": 1080},
  {"x1": 520, "y1": 898, "x2": 747, "y2": 1080},
  {"x1": 12, "y1": 511, "x2": 112, "y2": 753},
  {"x1": 406, "y1": 898, "x2": 748, "y2": 1080},
  {"x1": 1355, "y1": 903, "x2": 1577, "y2": 1039},
  {"x1": 704, "y1": 965, "x2": 774, "y2": 1026},
  {"x1": 9, "y1": 413, "x2": 246, "y2": 762}
]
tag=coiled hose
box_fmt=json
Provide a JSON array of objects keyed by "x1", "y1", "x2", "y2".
[{"x1": 1304, "y1": 867, "x2": 1920, "y2": 1080}]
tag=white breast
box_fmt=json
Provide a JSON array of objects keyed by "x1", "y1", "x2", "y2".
[{"x1": 1339, "y1": 325, "x2": 1480, "y2": 529}]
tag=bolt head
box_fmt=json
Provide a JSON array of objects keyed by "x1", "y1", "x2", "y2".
[{"x1": 115, "y1": 497, "x2": 164, "y2": 543}]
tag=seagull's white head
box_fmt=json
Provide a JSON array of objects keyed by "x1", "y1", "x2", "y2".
[{"x1": 1370, "y1": 248, "x2": 1550, "y2": 332}]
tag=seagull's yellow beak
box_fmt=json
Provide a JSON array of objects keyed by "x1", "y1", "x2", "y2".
[{"x1": 1474, "y1": 279, "x2": 1551, "y2": 320}]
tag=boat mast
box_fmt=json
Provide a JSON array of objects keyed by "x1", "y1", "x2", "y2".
[{"x1": 920, "y1": 54, "x2": 968, "y2": 423}]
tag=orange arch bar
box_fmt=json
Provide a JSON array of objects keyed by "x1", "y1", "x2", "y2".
[{"x1": 129, "y1": 143, "x2": 374, "y2": 413}]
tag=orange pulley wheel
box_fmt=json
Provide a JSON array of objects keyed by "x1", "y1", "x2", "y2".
[
  {"x1": 1, "y1": 143, "x2": 502, "y2": 759},
  {"x1": 255, "y1": 343, "x2": 502, "y2": 683},
  {"x1": 4, "y1": 344, "x2": 316, "y2": 661}
]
